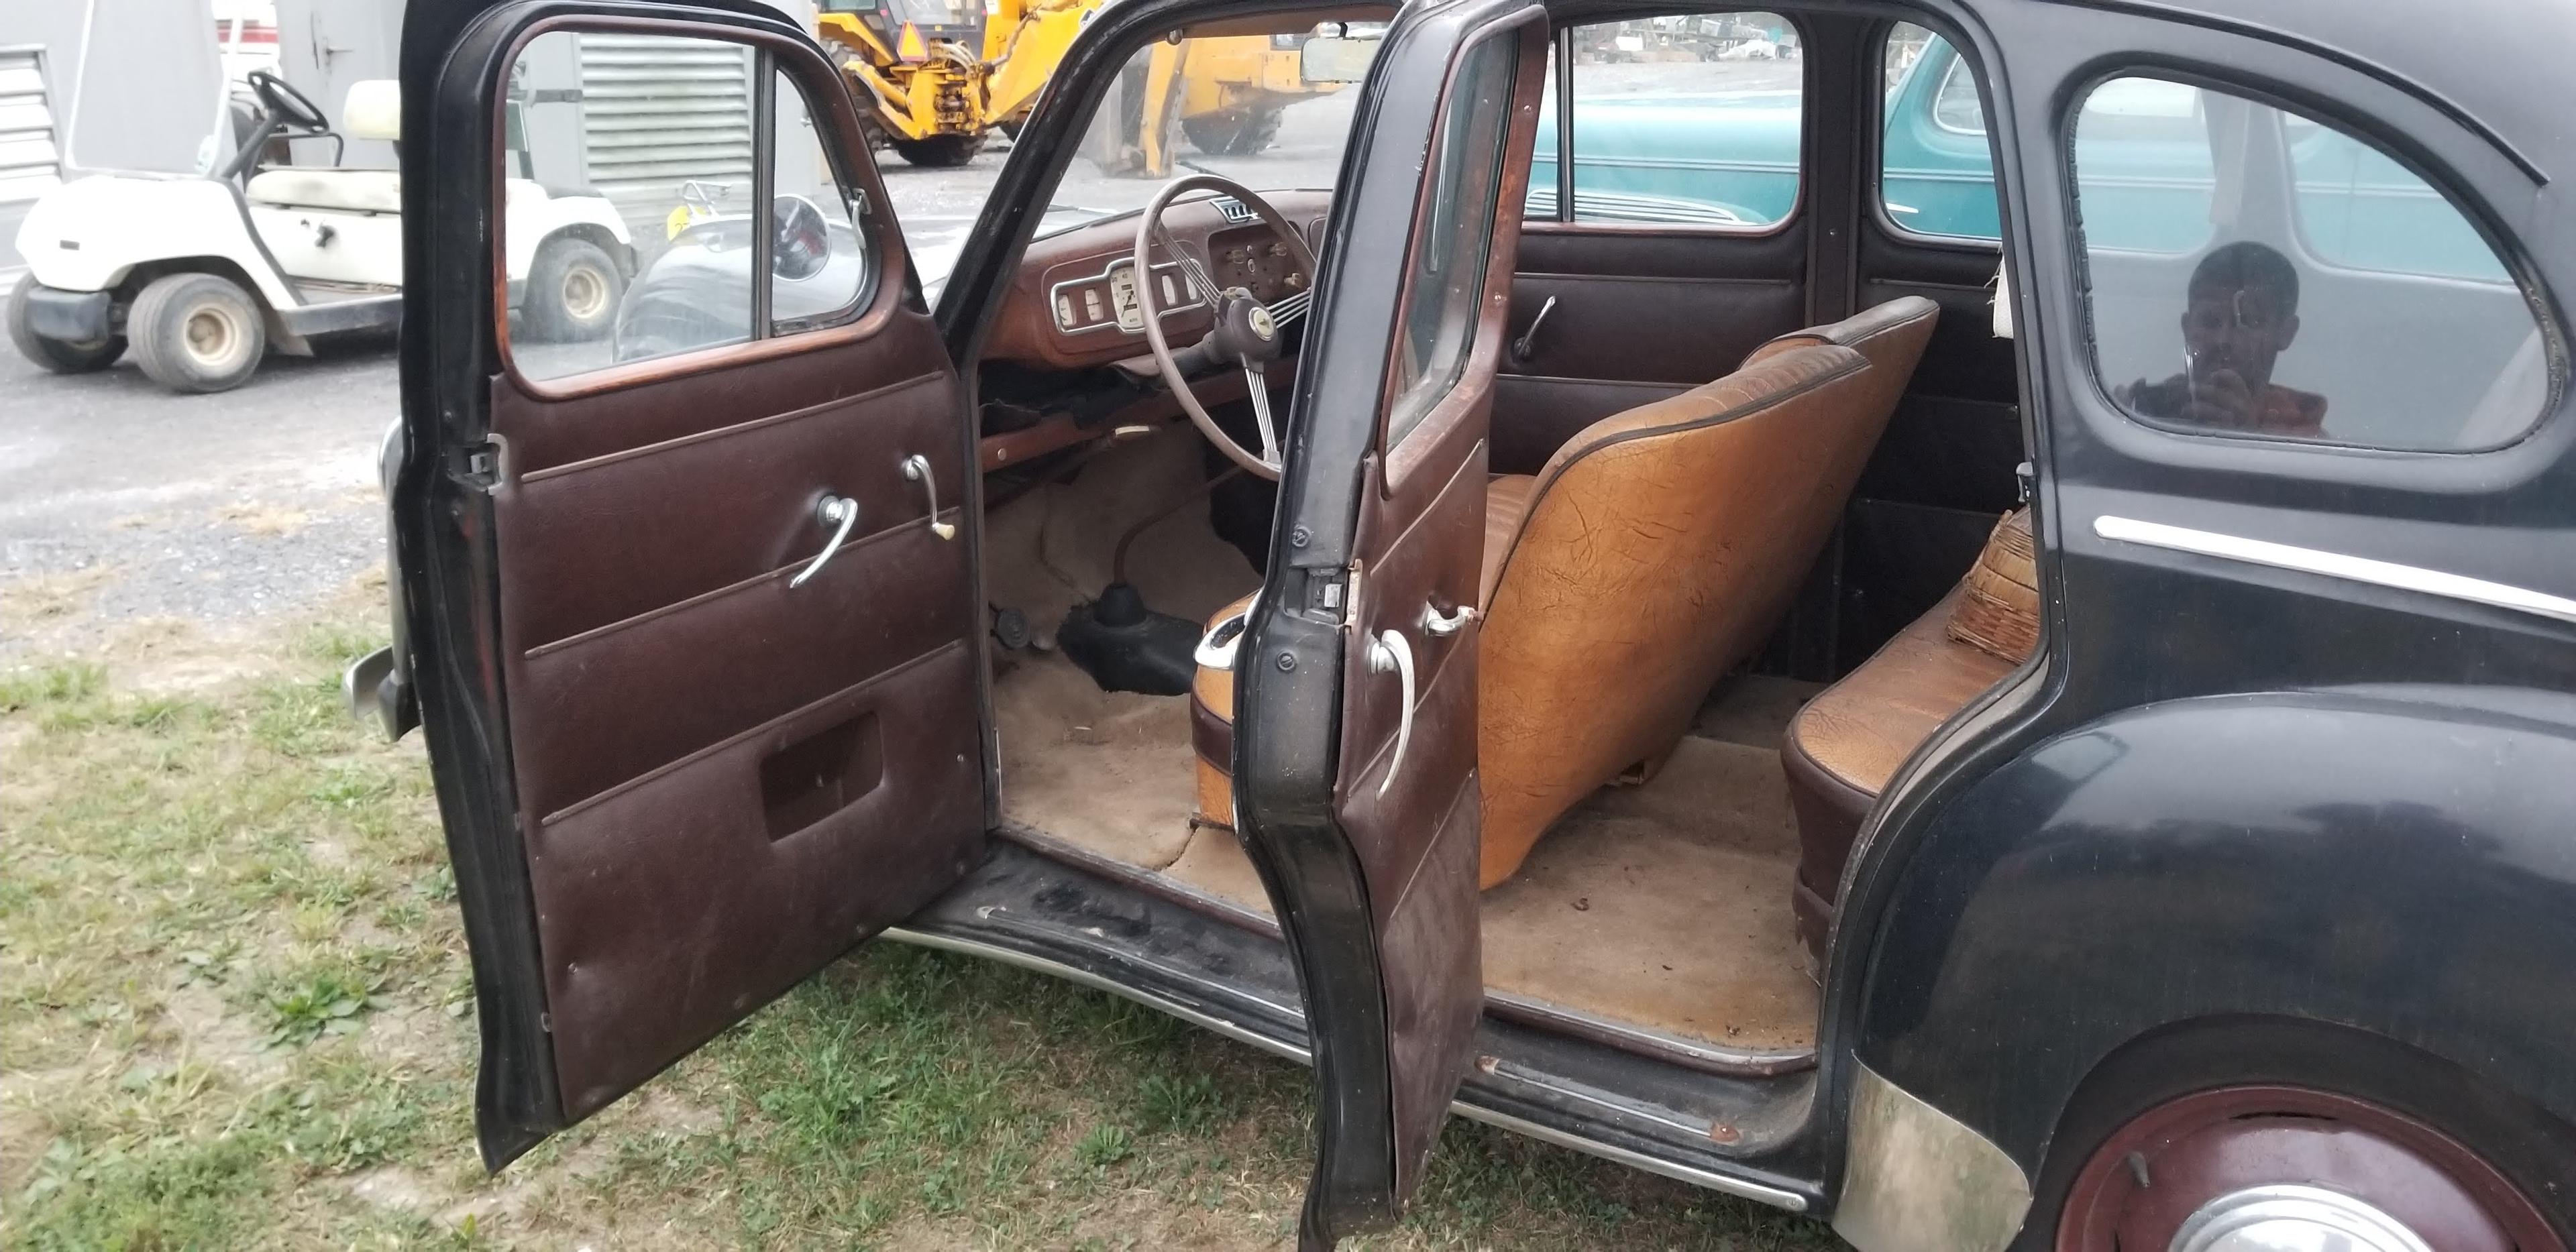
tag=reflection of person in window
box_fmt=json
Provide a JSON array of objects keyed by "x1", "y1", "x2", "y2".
[{"x1": 2119, "y1": 241, "x2": 2326, "y2": 438}]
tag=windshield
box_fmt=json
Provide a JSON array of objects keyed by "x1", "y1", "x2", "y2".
[{"x1": 1041, "y1": 24, "x2": 1385, "y2": 235}]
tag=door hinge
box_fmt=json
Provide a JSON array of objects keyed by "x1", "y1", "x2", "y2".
[
  {"x1": 2013, "y1": 460, "x2": 2033, "y2": 505},
  {"x1": 456, "y1": 433, "x2": 513, "y2": 494},
  {"x1": 1312, "y1": 567, "x2": 1350, "y2": 622}
]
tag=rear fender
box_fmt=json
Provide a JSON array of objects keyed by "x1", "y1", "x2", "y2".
[
  {"x1": 14, "y1": 176, "x2": 300, "y2": 312},
  {"x1": 1843, "y1": 688, "x2": 2576, "y2": 1178}
]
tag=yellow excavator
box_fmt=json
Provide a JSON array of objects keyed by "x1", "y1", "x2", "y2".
[
  {"x1": 1097, "y1": 30, "x2": 1379, "y2": 177},
  {"x1": 818, "y1": 0, "x2": 1097, "y2": 166},
  {"x1": 821, "y1": 1, "x2": 1371, "y2": 172}
]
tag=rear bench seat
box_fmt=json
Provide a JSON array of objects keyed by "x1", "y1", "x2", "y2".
[{"x1": 1784, "y1": 507, "x2": 2036, "y2": 965}]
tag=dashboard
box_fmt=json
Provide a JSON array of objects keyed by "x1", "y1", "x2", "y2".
[{"x1": 985, "y1": 190, "x2": 1333, "y2": 372}]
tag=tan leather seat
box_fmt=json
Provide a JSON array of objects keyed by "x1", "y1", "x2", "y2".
[
  {"x1": 1784, "y1": 507, "x2": 2035, "y2": 964},
  {"x1": 1196, "y1": 297, "x2": 1941, "y2": 887}
]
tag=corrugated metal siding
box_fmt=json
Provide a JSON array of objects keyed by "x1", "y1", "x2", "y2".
[
  {"x1": 0, "y1": 47, "x2": 60, "y2": 205},
  {"x1": 576, "y1": 34, "x2": 755, "y2": 247}
]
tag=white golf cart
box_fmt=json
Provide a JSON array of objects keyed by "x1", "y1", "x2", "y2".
[{"x1": 8, "y1": 72, "x2": 634, "y2": 394}]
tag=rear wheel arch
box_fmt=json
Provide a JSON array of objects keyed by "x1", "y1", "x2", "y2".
[{"x1": 2012, "y1": 1014, "x2": 2576, "y2": 1249}]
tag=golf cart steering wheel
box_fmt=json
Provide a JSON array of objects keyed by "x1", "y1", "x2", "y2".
[
  {"x1": 1134, "y1": 174, "x2": 1318, "y2": 481},
  {"x1": 248, "y1": 70, "x2": 331, "y2": 134}
]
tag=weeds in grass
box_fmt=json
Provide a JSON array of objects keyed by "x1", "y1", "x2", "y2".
[{"x1": 1, "y1": 625, "x2": 1845, "y2": 1249}]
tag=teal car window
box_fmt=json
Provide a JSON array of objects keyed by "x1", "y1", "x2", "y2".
[
  {"x1": 1528, "y1": 13, "x2": 1802, "y2": 229},
  {"x1": 1880, "y1": 25, "x2": 2000, "y2": 241},
  {"x1": 2078, "y1": 76, "x2": 2545, "y2": 451}
]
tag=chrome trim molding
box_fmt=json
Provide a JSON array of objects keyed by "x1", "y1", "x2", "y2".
[
  {"x1": 879, "y1": 926, "x2": 1812, "y2": 1214},
  {"x1": 1450, "y1": 1103, "x2": 1809, "y2": 1212},
  {"x1": 1834, "y1": 1063, "x2": 2031, "y2": 1252},
  {"x1": 2094, "y1": 515, "x2": 2576, "y2": 627}
]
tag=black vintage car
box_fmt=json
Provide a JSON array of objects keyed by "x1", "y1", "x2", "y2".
[{"x1": 368, "y1": 0, "x2": 2574, "y2": 1245}]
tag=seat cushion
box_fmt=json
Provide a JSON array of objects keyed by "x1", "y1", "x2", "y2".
[
  {"x1": 1188, "y1": 592, "x2": 1256, "y2": 832},
  {"x1": 1481, "y1": 473, "x2": 1535, "y2": 609},
  {"x1": 245, "y1": 168, "x2": 402, "y2": 213},
  {"x1": 1782, "y1": 584, "x2": 2023, "y2": 961}
]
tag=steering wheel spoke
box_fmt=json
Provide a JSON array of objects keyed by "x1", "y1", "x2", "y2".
[
  {"x1": 1133, "y1": 176, "x2": 1320, "y2": 481},
  {"x1": 1244, "y1": 364, "x2": 1282, "y2": 465},
  {"x1": 1266, "y1": 290, "x2": 1312, "y2": 328}
]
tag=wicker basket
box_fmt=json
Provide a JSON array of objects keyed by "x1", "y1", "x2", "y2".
[{"x1": 1948, "y1": 508, "x2": 2039, "y2": 662}]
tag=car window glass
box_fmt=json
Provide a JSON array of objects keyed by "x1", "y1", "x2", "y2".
[
  {"x1": 1536, "y1": 13, "x2": 1800, "y2": 229},
  {"x1": 2077, "y1": 76, "x2": 2546, "y2": 451},
  {"x1": 1386, "y1": 34, "x2": 1515, "y2": 447},
  {"x1": 503, "y1": 33, "x2": 878, "y2": 384},
  {"x1": 1032, "y1": 23, "x2": 1384, "y2": 241},
  {"x1": 766, "y1": 69, "x2": 875, "y2": 334},
  {"x1": 1880, "y1": 25, "x2": 2000, "y2": 241}
]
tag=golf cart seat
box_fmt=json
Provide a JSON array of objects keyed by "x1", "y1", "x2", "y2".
[
  {"x1": 241, "y1": 80, "x2": 409, "y2": 215},
  {"x1": 246, "y1": 168, "x2": 405, "y2": 214}
]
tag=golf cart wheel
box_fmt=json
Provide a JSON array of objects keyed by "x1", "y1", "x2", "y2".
[
  {"x1": 129, "y1": 272, "x2": 265, "y2": 394},
  {"x1": 8, "y1": 274, "x2": 125, "y2": 374},
  {"x1": 525, "y1": 237, "x2": 625, "y2": 343},
  {"x1": 890, "y1": 133, "x2": 983, "y2": 168}
]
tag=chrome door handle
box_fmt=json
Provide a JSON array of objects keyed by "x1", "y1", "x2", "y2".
[
  {"x1": 789, "y1": 494, "x2": 859, "y2": 588},
  {"x1": 1366, "y1": 628, "x2": 1414, "y2": 798},
  {"x1": 1195, "y1": 610, "x2": 1249, "y2": 670},
  {"x1": 1420, "y1": 602, "x2": 1479, "y2": 637},
  {"x1": 902, "y1": 453, "x2": 956, "y2": 540}
]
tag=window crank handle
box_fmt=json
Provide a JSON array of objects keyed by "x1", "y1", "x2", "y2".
[
  {"x1": 903, "y1": 454, "x2": 956, "y2": 540},
  {"x1": 1421, "y1": 602, "x2": 1478, "y2": 637},
  {"x1": 789, "y1": 494, "x2": 859, "y2": 588}
]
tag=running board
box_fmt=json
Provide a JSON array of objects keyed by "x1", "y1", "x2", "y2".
[{"x1": 882, "y1": 840, "x2": 1825, "y2": 1212}]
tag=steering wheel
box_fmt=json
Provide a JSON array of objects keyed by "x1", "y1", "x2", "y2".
[
  {"x1": 248, "y1": 70, "x2": 331, "y2": 134},
  {"x1": 1133, "y1": 174, "x2": 1319, "y2": 480}
]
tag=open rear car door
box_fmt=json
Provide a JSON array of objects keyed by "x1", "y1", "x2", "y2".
[
  {"x1": 397, "y1": 1, "x2": 985, "y2": 1165},
  {"x1": 1228, "y1": 5, "x2": 1549, "y2": 1243}
]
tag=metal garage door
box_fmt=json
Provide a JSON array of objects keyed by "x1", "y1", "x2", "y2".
[
  {"x1": 576, "y1": 34, "x2": 756, "y2": 253},
  {"x1": 0, "y1": 46, "x2": 60, "y2": 205}
]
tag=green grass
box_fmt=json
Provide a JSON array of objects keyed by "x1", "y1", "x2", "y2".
[{"x1": 0, "y1": 637, "x2": 1845, "y2": 1249}]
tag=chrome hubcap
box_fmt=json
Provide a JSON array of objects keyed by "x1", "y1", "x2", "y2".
[{"x1": 2172, "y1": 1184, "x2": 2431, "y2": 1252}]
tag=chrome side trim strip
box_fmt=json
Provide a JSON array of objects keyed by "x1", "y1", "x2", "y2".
[
  {"x1": 2094, "y1": 515, "x2": 2576, "y2": 627},
  {"x1": 1833, "y1": 1064, "x2": 2030, "y2": 1252},
  {"x1": 879, "y1": 926, "x2": 1811, "y2": 1214},
  {"x1": 1447, "y1": 1104, "x2": 1809, "y2": 1212}
]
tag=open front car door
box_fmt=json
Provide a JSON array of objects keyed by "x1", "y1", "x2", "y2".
[
  {"x1": 1228, "y1": 5, "x2": 1549, "y2": 1244},
  {"x1": 398, "y1": 0, "x2": 987, "y2": 1166}
]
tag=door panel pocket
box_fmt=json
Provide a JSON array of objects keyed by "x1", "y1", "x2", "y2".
[{"x1": 761, "y1": 712, "x2": 885, "y2": 839}]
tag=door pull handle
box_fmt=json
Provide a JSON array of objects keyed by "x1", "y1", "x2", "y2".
[
  {"x1": 1366, "y1": 628, "x2": 1414, "y2": 798},
  {"x1": 1420, "y1": 602, "x2": 1478, "y2": 637},
  {"x1": 902, "y1": 454, "x2": 957, "y2": 540},
  {"x1": 789, "y1": 494, "x2": 859, "y2": 588}
]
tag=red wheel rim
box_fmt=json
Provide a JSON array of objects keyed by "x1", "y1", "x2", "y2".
[{"x1": 2055, "y1": 1085, "x2": 2560, "y2": 1251}]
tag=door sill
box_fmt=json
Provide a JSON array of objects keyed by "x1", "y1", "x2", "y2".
[{"x1": 885, "y1": 840, "x2": 1825, "y2": 1212}]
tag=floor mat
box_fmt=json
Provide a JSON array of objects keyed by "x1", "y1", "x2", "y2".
[
  {"x1": 1479, "y1": 735, "x2": 1817, "y2": 1054},
  {"x1": 994, "y1": 651, "x2": 1203, "y2": 869}
]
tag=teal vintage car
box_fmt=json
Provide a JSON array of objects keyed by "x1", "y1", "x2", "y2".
[{"x1": 1531, "y1": 32, "x2": 2506, "y2": 281}]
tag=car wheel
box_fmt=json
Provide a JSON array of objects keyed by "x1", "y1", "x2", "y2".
[
  {"x1": 525, "y1": 237, "x2": 625, "y2": 343},
  {"x1": 2037, "y1": 1084, "x2": 2557, "y2": 1251},
  {"x1": 7, "y1": 274, "x2": 126, "y2": 374},
  {"x1": 128, "y1": 272, "x2": 266, "y2": 394},
  {"x1": 890, "y1": 133, "x2": 983, "y2": 168}
]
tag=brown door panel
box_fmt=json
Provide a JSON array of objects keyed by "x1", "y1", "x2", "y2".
[
  {"x1": 1488, "y1": 374, "x2": 1686, "y2": 474},
  {"x1": 507, "y1": 519, "x2": 973, "y2": 823},
  {"x1": 496, "y1": 365, "x2": 965, "y2": 652},
  {"x1": 533, "y1": 640, "x2": 985, "y2": 1117}
]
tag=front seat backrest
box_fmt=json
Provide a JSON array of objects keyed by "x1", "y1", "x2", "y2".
[{"x1": 1475, "y1": 296, "x2": 1939, "y2": 888}]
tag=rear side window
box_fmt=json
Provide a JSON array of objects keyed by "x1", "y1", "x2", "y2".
[
  {"x1": 1527, "y1": 13, "x2": 1801, "y2": 229},
  {"x1": 1880, "y1": 25, "x2": 2000, "y2": 241},
  {"x1": 2074, "y1": 76, "x2": 2546, "y2": 451}
]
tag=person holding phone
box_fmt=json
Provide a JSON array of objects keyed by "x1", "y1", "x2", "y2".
[{"x1": 2118, "y1": 239, "x2": 2328, "y2": 438}]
